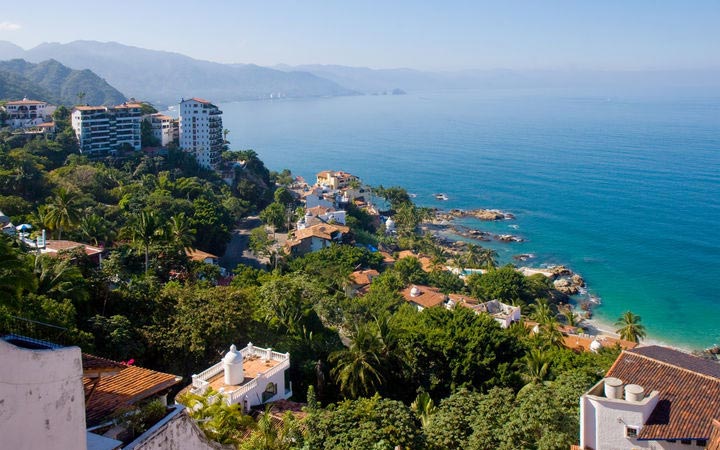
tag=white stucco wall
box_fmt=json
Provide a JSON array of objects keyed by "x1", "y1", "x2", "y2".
[
  {"x1": 126, "y1": 406, "x2": 230, "y2": 450},
  {"x1": 242, "y1": 368, "x2": 291, "y2": 410},
  {"x1": 0, "y1": 339, "x2": 87, "y2": 450},
  {"x1": 579, "y1": 382, "x2": 697, "y2": 450}
]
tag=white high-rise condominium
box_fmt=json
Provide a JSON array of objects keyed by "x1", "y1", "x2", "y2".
[{"x1": 179, "y1": 98, "x2": 223, "y2": 170}]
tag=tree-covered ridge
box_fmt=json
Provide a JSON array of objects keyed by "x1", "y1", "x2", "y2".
[{"x1": 0, "y1": 59, "x2": 127, "y2": 105}]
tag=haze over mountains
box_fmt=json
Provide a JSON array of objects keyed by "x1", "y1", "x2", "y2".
[
  {"x1": 1, "y1": 40, "x2": 718, "y2": 107},
  {"x1": 0, "y1": 58, "x2": 126, "y2": 106}
]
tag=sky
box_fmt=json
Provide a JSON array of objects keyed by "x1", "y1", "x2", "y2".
[{"x1": 1, "y1": 0, "x2": 719, "y2": 71}]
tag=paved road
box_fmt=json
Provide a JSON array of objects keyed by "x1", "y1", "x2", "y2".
[{"x1": 220, "y1": 216, "x2": 265, "y2": 271}]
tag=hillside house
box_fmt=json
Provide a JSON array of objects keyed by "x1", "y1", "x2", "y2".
[
  {"x1": 450, "y1": 295, "x2": 521, "y2": 328},
  {"x1": 401, "y1": 285, "x2": 451, "y2": 311},
  {"x1": 579, "y1": 346, "x2": 720, "y2": 449},
  {"x1": 188, "y1": 343, "x2": 292, "y2": 413},
  {"x1": 315, "y1": 170, "x2": 358, "y2": 190},
  {"x1": 3, "y1": 98, "x2": 56, "y2": 129},
  {"x1": 285, "y1": 223, "x2": 349, "y2": 256}
]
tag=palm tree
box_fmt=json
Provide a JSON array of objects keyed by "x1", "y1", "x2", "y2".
[
  {"x1": 124, "y1": 211, "x2": 163, "y2": 273},
  {"x1": 166, "y1": 213, "x2": 196, "y2": 253},
  {"x1": 529, "y1": 299, "x2": 553, "y2": 323},
  {"x1": 44, "y1": 188, "x2": 81, "y2": 239},
  {"x1": 0, "y1": 235, "x2": 35, "y2": 303},
  {"x1": 522, "y1": 348, "x2": 551, "y2": 386},
  {"x1": 329, "y1": 323, "x2": 385, "y2": 398},
  {"x1": 34, "y1": 255, "x2": 88, "y2": 303},
  {"x1": 179, "y1": 389, "x2": 254, "y2": 445},
  {"x1": 615, "y1": 311, "x2": 647, "y2": 343},
  {"x1": 79, "y1": 213, "x2": 114, "y2": 246},
  {"x1": 463, "y1": 244, "x2": 497, "y2": 270}
]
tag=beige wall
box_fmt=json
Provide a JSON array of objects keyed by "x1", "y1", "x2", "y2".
[{"x1": 0, "y1": 339, "x2": 87, "y2": 450}]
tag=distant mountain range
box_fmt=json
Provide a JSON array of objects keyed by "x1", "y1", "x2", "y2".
[
  {"x1": 1, "y1": 40, "x2": 718, "y2": 107},
  {"x1": 0, "y1": 41, "x2": 356, "y2": 106},
  {"x1": 0, "y1": 58, "x2": 126, "y2": 106}
]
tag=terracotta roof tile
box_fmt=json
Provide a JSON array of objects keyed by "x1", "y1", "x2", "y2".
[
  {"x1": 186, "y1": 248, "x2": 219, "y2": 261},
  {"x1": 6, "y1": 99, "x2": 47, "y2": 105},
  {"x1": 82, "y1": 353, "x2": 125, "y2": 377},
  {"x1": 83, "y1": 360, "x2": 181, "y2": 425},
  {"x1": 401, "y1": 285, "x2": 447, "y2": 309},
  {"x1": 708, "y1": 419, "x2": 720, "y2": 450},
  {"x1": 606, "y1": 346, "x2": 720, "y2": 440},
  {"x1": 294, "y1": 223, "x2": 349, "y2": 241},
  {"x1": 350, "y1": 269, "x2": 379, "y2": 286},
  {"x1": 44, "y1": 240, "x2": 103, "y2": 256}
]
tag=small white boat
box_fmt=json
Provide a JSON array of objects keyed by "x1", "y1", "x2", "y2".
[{"x1": 434, "y1": 193, "x2": 449, "y2": 201}]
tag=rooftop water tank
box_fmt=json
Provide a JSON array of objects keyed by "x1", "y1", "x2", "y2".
[
  {"x1": 410, "y1": 286, "x2": 420, "y2": 297},
  {"x1": 604, "y1": 377, "x2": 624, "y2": 399},
  {"x1": 625, "y1": 384, "x2": 645, "y2": 402},
  {"x1": 589, "y1": 339, "x2": 602, "y2": 353}
]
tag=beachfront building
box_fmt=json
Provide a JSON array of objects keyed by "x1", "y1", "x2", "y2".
[
  {"x1": 71, "y1": 102, "x2": 142, "y2": 155},
  {"x1": 188, "y1": 343, "x2": 292, "y2": 413},
  {"x1": 316, "y1": 170, "x2": 358, "y2": 190},
  {"x1": 450, "y1": 295, "x2": 521, "y2": 328},
  {"x1": 578, "y1": 346, "x2": 720, "y2": 449},
  {"x1": 3, "y1": 98, "x2": 56, "y2": 129},
  {"x1": 179, "y1": 98, "x2": 223, "y2": 170},
  {"x1": 146, "y1": 112, "x2": 178, "y2": 146}
]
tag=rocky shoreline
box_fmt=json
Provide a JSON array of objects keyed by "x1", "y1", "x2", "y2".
[{"x1": 424, "y1": 207, "x2": 595, "y2": 316}]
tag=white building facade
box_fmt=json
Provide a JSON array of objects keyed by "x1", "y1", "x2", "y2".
[
  {"x1": 71, "y1": 103, "x2": 142, "y2": 155},
  {"x1": 579, "y1": 346, "x2": 720, "y2": 449},
  {"x1": 3, "y1": 98, "x2": 56, "y2": 129},
  {"x1": 179, "y1": 98, "x2": 223, "y2": 170},
  {"x1": 190, "y1": 343, "x2": 292, "y2": 412},
  {"x1": 146, "y1": 113, "x2": 178, "y2": 147}
]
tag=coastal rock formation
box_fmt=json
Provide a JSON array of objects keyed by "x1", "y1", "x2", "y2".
[
  {"x1": 554, "y1": 278, "x2": 579, "y2": 295},
  {"x1": 438, "y1": 208, "x2": 515, "y2": 221},
  {"x1": 496, "y1": 234, "x2": 523, "y2": 242}
]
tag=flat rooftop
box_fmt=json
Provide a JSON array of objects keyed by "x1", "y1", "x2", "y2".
[{"x1": 207, "y1": 355, "x2": 283, "y2": 394}]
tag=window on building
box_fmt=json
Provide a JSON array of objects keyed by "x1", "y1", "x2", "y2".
[
  {"x1": 625, "y1": 427, "x2": 639, "y2": 438},
  {"x1": 696, "y1": 440, "x2": 707, "y2": 447},
  {"x1": 680, "y1": 440, "x2": 692, "y2": 445}
]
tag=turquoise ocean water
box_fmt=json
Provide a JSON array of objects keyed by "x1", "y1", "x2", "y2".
[{"x1": 220, "y1": 89, "x2": 720, "y2": 350}]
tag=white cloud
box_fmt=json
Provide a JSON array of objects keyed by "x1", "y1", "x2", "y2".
[{"x1": 0, "y1": 22, "x2": 21, "y2": 31}]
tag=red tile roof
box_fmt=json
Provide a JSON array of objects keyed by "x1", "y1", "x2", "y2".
[
  {"x1": 82, "y1": 353, "x2": 125, "y2": 378},
  {"x1": 190, "y1": 97, "x2": 211, "y2": 104},
  {"x1": 708, "y1": 419, "x2": 720, "y2": 450},
  {"x1": 606, "y1": 346, "x2": 720, "y2": 440},
  {"x1": 350, "y1": 269, "x2": 379, "y2": 286},
  {"x1": 83, "y1": 359, "x2": 181, "y2": 425},
  {"x1": 6, "y1": 99, "x2": 46, "y2": 105},
  {"x1": 400, "y1": 285, "x2": 447, "y2": 309},
  {"x1": 396, "y1": 251, "x2": 435, "y2": 272},
  {"x1": 562, "y1": 334, "x2": 637, "y2": 352},
  {"x1": 44, "y1": 240, "x2": 103, "y2": 256},
  {"x1": 294, "y1": 223, "x2": 349, "y2": 241},
  {"x1": 186, "y1": 248, "x2": 219, "y2": 262}
]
